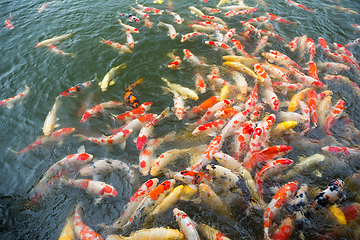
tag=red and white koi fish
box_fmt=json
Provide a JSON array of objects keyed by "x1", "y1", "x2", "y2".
[
  {"x1": 321, "y1": 146, "x2": 360, "y2": 157},
  {"x1": 4, "y1": 14, "x2": 13, "y2": 29},
  {"x1": 79, "y1": 159, "x2": 136, "y2": 184},
  {"x1": 64, "y1": 178, "x2": 118, "y2": 199},
  {"x1": 0, "y1": 83, "x2": 29, "y2": 108},
  {"x1": 273, "y1": 82, "x2": 304, "y2": 94},
  {"x1": 307, "y1": 61, "x2": 319, "y2": 81},
  {"x1": 205, "y1": 40, "x2": 234, "y2": 55},
  {"x1": 222, "y1": 28, "x2": 236, "y2": 43},
  {"x1": 181, "y1": 32, "x2": 209, "y2": 43},
  {"x1": 226, "y1": 7, "x2": 258, "y2": 17},
  {"x1": 199, "y1": 15, "x2": 226, "y2": 26},
  {"x1": 195, "y1": 99, "x2": 233, "y2": 126},
  {"x1": 81, "y1": 101, "x2": 122, "y2": 123},
  {"x1": 253, "y1": 36, "x2": 269, "y2": 55},
  {"x1": 136, "y1": 107, "x2": 171, "y2": 150},
  {"x1": 9, "y1": 127, "x2": 75, "y2": 154},
  {"x1": 263, "y1": 181, "x2": 298, "y2": 240},
  {"x1": 245, "y1": 145, "x2": 293, "y2": 170},
  {"x1": 254, "y1": 63, "x2": 272, "y2": 90},
  {"x1": 286, "y1": 0, "x2": 314, "y2": 12},
  {"x1": 167, "y1": 50, "x2": 182, "y2": 69},
  {"x1": 35, "y1": 31, "x2": 72, "y2": 47},
  {"x1": 231, "y1": 39, "x2": 252, "y2": 58},
  {"x1": 324, "y1": 99, "x2": 345, "y2": 135},
  {"x1": 188, "y1": 135, "x2": 224, "y2": 171},
  {"x1": 318, "y1": 37, "x2": 331, "y2": 53},
  {"x1": 344, "y1": 38, "x2": 360, "y2": 48},
  {"x1": 262, "y1": 89, "x2": 279, "y2": 111},
  {"x1": 333, "y1": 42, "x2": 357, "y2": 63},
  {"x1": 38, "y1": 1, "x2": 58, "y2": 12},
  {"x1": 192, "y1": 119, "x2": 226, "y2": 136},
  {"x1": 312, "y1": 179, "x2": 344, "y2": 209},
  {"x1": 258, "y1": 30, "x2": 284, "y2": 42},
  {"x1": 203, "y1": 7, "x2": 222, "y2": 14},
  {"x1": 194, "y1": 73, "x2": 206, "y2": 93},
  {"x1": 329, "y1": 52, "x2": 360, "y2": 76},
  {"x1": 110, "y1": 113, "x2": 156, "y2": 135},
  {"x1": 255, "y1": 158, "x2": 293, "y2": 195},
  {"x1": 135, "y1": 1, "x2": 163, "y2": 15},
  {"x1": 289, "y1": 66, "x2": 325, "y2": 88},
  {"x1": 246, "y1": 16, "x2": 268, "y2": 25},
  {"x1": 122, "y1": 179, "x2": 176, "y2": 230},
  {"x1": 76, "y1": 129, "x2": 133, "y2": 148},
  {"x1": 162, "y1": 87, "x2": 185, "y2": 120},
  {"x1": 118, "y1": 19, "x2": 139, "y2": 33},
  {"x1": 158, "y1": 21, "x2": 177, "y2": 40},
  {"x1": 183, "y1": 49, "x2": 209, "y2": 67},
  {"x1": 166, "y1": 10, "x2": 183, "y2": 24},
  {"x1": 99, "y1": 38, "x2": 132, "y2": 54},
  {"x1": 130, "y1": 6, "x2": 149, "y2": 19},
  {"x1": 307, "y1": 89, "x2": 318, "y2": 129},
  {"x1": 113, "y1": 102, "x2": 152, "y2": 123},
  {"x1": 174, "y1": 170, "x2": 212, "y2": 186},
  {"x1": 267, "y1": 13, "x2": 297, "y2": 24},
  {"x1": 32, "y1": 150, "x2": 93, "y2": 194},
  {"x1": 43, "y1": 97, "x2": 61, "y2": 136},
  {"x1": 184, "y1": 95, "x2": 219, "y2": 120},
  {"x1": 232, "y1": 121, "x2": 255, "y2": 160},
  {"x1": 286, "y1": 37, "x2": 298, "y2": 52},
  {"x1": 271, "y1": 216, "x2": 293, "y2": 240},
  {"x1": 323, "y1": 4, "x2": 359, "y2": 15},
  {"x1": 197, "y1": 21, "x2": 228, "y2": 32},
  {"x1": 173, "y1": 208, "x2": 200, "y2": 240},
  {"x1": 122, "y1": 30, "x2": 136, "y2": 49},
  {"x1": 214, "y1": 105, "x2": 243, "y2": 119},
  {"x1": 269, "y1": 50, "x2": 303, "y2": 70},
  {"x1": 59, "y1": 75, "x2": 97, "y2": 97},
  {"x1": 198, "y1": 224, "x2": 230, "y2": 240},
  {"x1": 47, "y1": 44, "x2": 74, "y2": 57},
  {"x1": 316, "y1": 61, "x2": 350, "y2": 73},
  {"x1": 307, "y1": 37, "x2": 316, "y2": 61},
  {"x1": 113, "y1": 178, "x2": 158, "y2": 228},
  {"x1": 74, "y1": 204, "x2": 103, "y2": 240}
]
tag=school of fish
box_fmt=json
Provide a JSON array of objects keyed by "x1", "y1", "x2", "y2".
[{"x1": 4, "y1": 0, "x2": 360, "y2": 239}]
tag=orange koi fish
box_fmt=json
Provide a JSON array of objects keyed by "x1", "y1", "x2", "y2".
[
  {"x1": 124, "y1": 78, "x2": 143, "y2": 108},
  {"x1": 324, "y1": 99, "x2": 345, "y2": 135},
  {"x1": 4, "y1": 14, "x2": 13, "y2": 29},
  {"x1": 38, "y1": 1, "x2": 58, "y2": 12}
]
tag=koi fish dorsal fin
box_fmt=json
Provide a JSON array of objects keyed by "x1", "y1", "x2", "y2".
[{"x1": 77, "y1": 145, "x2": 85, "y2": 153}]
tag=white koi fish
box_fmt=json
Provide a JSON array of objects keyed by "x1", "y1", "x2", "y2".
[
  {"x1": 189, "y1": 6, "x2": 205, "y2": 16},
  {"x1": 99, "y1": 62, "x2": 126, "y2": 92},
  {"x1": 158, "y1": 21, "x2": 177, "y2": 40},
  {"x1": 107, "y1": 228, "x2": 184, "y2": 240},
  {"x1": 183, "y1": 49, "x2": 210, "y2": 68},
  {"x1": 43, "y1": 97, "x2": 62, "y2": 136},
  {"x1": 0, "y1": 83, "x2": 29, "y2": 108},
  {"x1": 35, "y1": 30, "x2": 72, "y2": 47},
  {"x1": 118, "y1": 19, "x2": 139, "y2": 33},
  {"x1": 122, "y1": 30, "x2": 137, "y2": 49},
  {"x1": 173, "y1": 208, "x2": 200, "y2": 240},
  {"x1": 162, "y1": 87, "x2": 186, "y2": 121}
]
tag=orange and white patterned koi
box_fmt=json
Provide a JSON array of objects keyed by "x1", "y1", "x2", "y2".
[
  {"x1": 110, "y1": 113, "x2": 156, "y2": 134},
  {"x1": 194, "y1": 73, "x2": 206, "y2": 93},
  {"x1": 267, "y1": 13, "x2": 297, "y2": 24},
  {"x1": 181, "y1": 32, "x2": 209, "y2": 43},
  {"x1": 113, "y1": 102, "x2": 152, "y2": 122},
  {"x1": 253, "y1": 36, "x2": 269, "y2": 55},
  {"x1": 74, "y1": 204, "x2": 103, "y2": 240},
  {"x1": 271, "y1": 216, "x2": 293, "y2": 240},
  {"x1": 231, "y1": 39, "x2": 252, "y2": 58},
  {"x1": 76, "y1": 129, "x2": 132, "y2": 148},
  {"x1": 99, "y1": 38, "x2": 132, "y2": 54},
  {"x1": 166, "y1": 10, "x2": 183, "y2": 24},
  {"x1": 205, "y1": 41, "x2": 235, "y2": 55},
  {"x1": 192, "y1": 119, "x2": 226, "y2": 136},
  {"x1": 81, "y1": 101, "x2": 122, "y2": 123},
  {"x1": 286, "y1": 0, "x2": 314, "y2": 12},
  {"x1": 64, "y1": 178, "x2": 118, "y2": 199},
  {"x1": 0, "y1": 83, "x2": 29, "y2": 108},
  {"x1": 118, "y1": 19, "x2": 139, "y2": 33},
  {"x1": 324, "y1": 99, "x2": 345, "y2": 135},
  {"x1": 48, "y1": 44, "x2": 74, "y2": 57}
]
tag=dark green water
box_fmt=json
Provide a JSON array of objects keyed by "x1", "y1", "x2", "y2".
[{"x1": 1, "y1": 0, "x2": 360, "y2": 239}]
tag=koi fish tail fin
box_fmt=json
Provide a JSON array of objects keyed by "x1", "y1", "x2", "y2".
[
  {"x1": 160, "y1": 107, "x2": 172, "y2": 118},
  {"x1": 161, "y1": 86, "x2": 171, "y2": 94},
  {"x1": 99, "y1": 37, "x2": 106, "y2": 44},
  {"x1": 167, "y1": 49, "x2": 176, "y2": 59},
  {"x1": 158, "y1": 21, "x2": 165, "y2": 27},
  {"x1": 105, "y1": 234, "x2": 126, "y2": 240},
  {"x1": 132, "y1": 78, "x2": 144, "y2": 88},
  {"x1": 8, "y1": 147, "x2": 20, "y2": 155},
  {"x1": 74, "y1": 134, "x2": 87, "y2": 141}
]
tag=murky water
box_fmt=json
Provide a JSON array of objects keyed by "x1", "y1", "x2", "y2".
[{"x1": 1, "y1": 0, "x2": 360, "y2": 239}]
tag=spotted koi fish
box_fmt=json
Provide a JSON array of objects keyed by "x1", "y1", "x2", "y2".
[
  {"x1": 75, "y1": 129, "x2": 133, "y2": 148},
  {"x1": 263, "y1": 181, "x2": 298, "y2": 240},
  {"x1": 4, "y1": 14, "x2": 13, "y2": 29},
  {"x1": 344, "y1": 38, "x2": 360, "y2": 48},
  {"x1": 99, "y1": 38, "x2": 132, "y2": 54},
  {"x1": 174, "y1": 170, "x2": 212, "y2": 186},
  {"x1": 81, "y1": 101, "x2": 123, "y2": 123},
  {"x1": 205, "y1": 40, "x2": 234, "y2": 55},
  {"x1": 74, "y1": 204, "x2": 104, "y2": 240},
  {"x1": 135, "y1": 1, "x2": 163, "y2": 15},
  {"x1": 198, "y1": 223, "x2": 231, "y2": 240},
  {"x1": 324, "y1": 99, "x2": 345, "y2": 135},
  {"x1": 321, "y1": 146, "x2": 360, "y2": 157},
  {"x1": 286, "y1": 0, "x2": 314, "y2": 11},
  {"x1": 267, "y1": 13, "x2": 298, "y2": 24},
  {"x1": 113, "y1": 102, "x2": 152, "y2": 123},
  {"x1": 110, "y1": 113, "x2": 156, "y2": 134},
  {"x1": 313, "y1": 179, "x2": 344, "y2": 209},
  {"x1": 38, "y1": 1, "x2": 58, "y2": 12},
  {"x1": 203, "y1": 7, "x2": 222, "y2": 14},
  {"x1": 271, "y1": 216, "x2": 293, "y2": 240},
  {"x1": 118, "y1": 19, "x2": 139, "y2": 33},
  {"x1": 0, "y1": 83, "x2": 29, "y2": 108},
  {"x1": 173, "y1": 208, "x2": 200, "y2": 240},
  {"x1": 59, "y1": 75, "x2": 97, "y2": 97},
  {"x1": 166, "y1": 10, "x2": 183, "y2": 24},
  {"x1": 124, "y1": 78, "x2": 143, "y2": 108},
  {"x1": 119, "y1": 13, "x2": 141, "y2": 22},
  {"x1": 167, "y1": 50, "x2": 182, "y2": 69},
  {"x1": 231, "y1": 39, "x2": 252, "y2": 58},
  {"x1": 112, "y1": 178, "x2": 159, "y2": 228},
  {"x1": 181, "y1": 32, "x2": 209, "y2": 43},
  {"x1": 183, "y1": 49, "x2": 209, "y2": 67}
]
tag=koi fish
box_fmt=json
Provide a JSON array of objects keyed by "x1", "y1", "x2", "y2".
[
  {"x1": 81, "y1": 101, "x2": 122, "y2": 123},
  {"x1": 107, "y1": 227, "x2": 184, "y2": 240},
  {"x1": 76, "y1": 129, "x2": 132, "y2": 148},
  {"x1": 136, "y1": 107, "x2": 171, "y2": 150},
  {"x1": 0, "y1": 83, "x2": 29, "y2": 108},
  {"x1": 183, "y1": 49, "x2": 210, "y2": 68},
  {"x1": 194, "y1": 73, "x2": 206, "y2": 93},
  {"x1": 203, "y1": 7, "x2": 222, "y2": 14},
  {"x1": 162, "y1": 77, "x2": 199, "y2": 100},
  {"x1": 130, "y1": 6, "x2": 149, "y2": 19},
  {"x1": 316, "y1": 61, "x2": 350, "y2": 73},
  {"x1": 324, "y1": 99, "x2": 345, "y2": 135},
  {"x1": 307, "y1": 37, "x2": 316, "y2": 61},
  {"x1": 58, "y1": 213, "x2": 75, "y2": 240},
  {"x1": 205, "y1": 40, "x2": 234, "y2": 55},
  {"x1": 119, "y1": 13, "x2": 141, "y2": 22},
  {"x1": 199, "y1": 15, "x2": 227, "y2": 26},
  {"x1": 110, "y1": 113, "x2": 156, "y2": 135},
  {"x1": 323, "y1": 4, "x2": 359, "y2": 15},
  {"x1": 226, "y1": 7, "x2": 258, "y2": 17},
  {"x1": 280, "y1": 153, "x2": 325, "y2": 179},
  {"x1": 231, "y1": 39, "x2": 252, "y2": 57},
  {"x1": 166, "y1": 10, "x2": 183, "y2": 24},
  {"x1": 4, "y1": 14, "x2": 13, "y2": 29},
  {"x1": 158, "y1": 21, "x2": 177, "y2": 40},
  {"x1": 267, "y1": 13, "x2": 298, "y2": 24},
  {"x1": 124, "y1": 78, "x2": 143, "y2": 108},
  {"x1": 49, "y1": 46, "x2": 74, "y2": 57},
  {"x1": 99, "y1": 38, "x2": 132, "y2": 54},
  {"x1": 113, "y1": 102, "x2": 152, "y2": 122},
  {"x1": 269, "y1": 50, "x2": 303, "y2": 70},
  {"x1": 253, "y1": 36, "x2": 269, "y2": 55},
  {"x1": 181, "y1": 32, "x2": 209, "y2": 43},
  {"x1": 313, "y1": 179, "x2": 344, "y2": 209},
  {"x1": 174, "y1": 170, "x2": 212, "y2": 186},
  {"x1": 263, "y1": 181, "x2": 298, "y2": 240},
  {"x1": 123, "y1": 30, "x2": 137, "y2": 49},
  {"x1": 59, "y1": 75, "x2": 97, "y2": 97},
  {"x1": 333, "y1": 42, "x2": 357, "y2": 63},
  {"x1": 167, "y1": 50, "x2": 182, "y2": 69},
  {"x1": 189, "y1": 6, "x2": 205, "y2": 16},
  {"x1": 35, "y1": 30, "x2": 72, "y2": 47},
  {"x1": 271, "y1": 216, "x2": 293, "y2": 240},
  {"x1": 112, "y1": 178, "x2": 158, "y2": 228},
  {"x1": 99, "y1": 62, "x2": 127, "y2": 92},
  {"x1": 121, "y1": 179, "x2": 176, "y2": 230},
  {"x1": 198, "y1": 223, "x2": 231, "y2": 240},
  {"x1": 173, "y1": 208, "x2": 200, "y2": 240},
  {"x1": 74, "y1": 204, "x2": 103, "y2": 240},
  {"x1": 162, "y1": 87, "x2": 186, "y2": 121},
  {"x1": 79, "y1": 159, "x2": 136, "y2": 184},
  {"x1": 38, "y1": 1, "x2": 58, "y2": 12},
  {"x1": 135, "y1": 1, "x2": 163, "y2": 15},
  {"x1": 118, "y1": 19, "x2": 139, "y2": 33},
  {"x1": 344, "y1": 38, "x2": 360, "y2": 48},
  {"x1": 9, "y1": 127, "x2": 75, "y2": 154},
  {"x1": 286, "y1": 0, "x2": 315, "y2": 12},
  {"x1": 43, "y1": 97, "x2": 62, "y2": 136},
  {"x1": 223, "y1": 61, "x2": 263, "y2": 82}
]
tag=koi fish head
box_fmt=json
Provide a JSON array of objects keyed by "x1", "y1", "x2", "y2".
[{"x1": 313, "y1": 179, "x2": 343, "y2": 208}]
